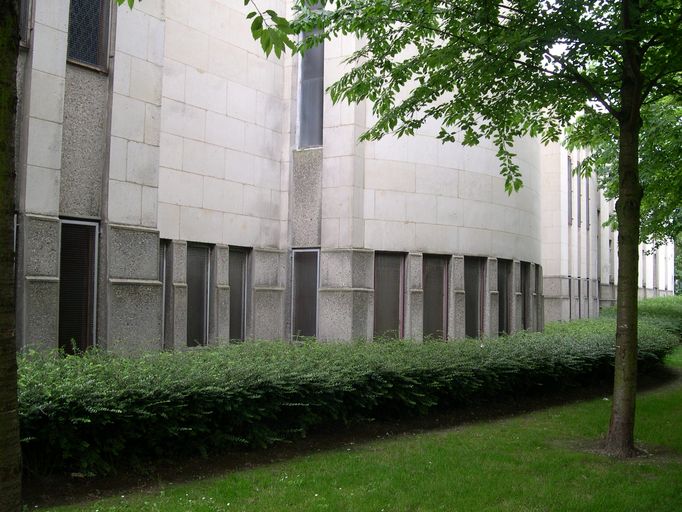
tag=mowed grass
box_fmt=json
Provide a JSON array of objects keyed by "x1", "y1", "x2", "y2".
[{"x1": 41, "y1": 347, "x2": 682, "y2": 512}]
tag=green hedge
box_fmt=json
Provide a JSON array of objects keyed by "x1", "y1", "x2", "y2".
[{"x1": 19, "y1": 307, "x2": 680, "y2": 476}]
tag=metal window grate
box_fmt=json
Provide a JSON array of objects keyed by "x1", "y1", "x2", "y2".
[{"x1": 67, "y1": 0, "x2": 109, "y2": 68}]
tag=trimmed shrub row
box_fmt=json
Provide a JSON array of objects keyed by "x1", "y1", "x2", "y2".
[{"x1": 19, "y1": 303, "x2": 680, "y2": 476}]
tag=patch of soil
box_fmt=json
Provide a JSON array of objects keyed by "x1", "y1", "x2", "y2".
[{"x1": 23, "y1": 366, "x2": 681, "y2": 509}]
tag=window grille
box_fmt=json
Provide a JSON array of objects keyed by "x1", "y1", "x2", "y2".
[{"x1": 67, "y1": 0, "x2": 110, "y2": 69}]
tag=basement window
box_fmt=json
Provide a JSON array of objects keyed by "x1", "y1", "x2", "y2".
[
  {"x1": 464, "y1": 256, "x2": 486, "y2": 338},
  {"x1": 292, "y1": 249, "x2": 319, "y2": 338},
  {"x1": 423, "y1": 255, "x2": 448, "y2": 339},
  {"x1": 229, "y1": 247, "x2": 249, "y2": 341},
  {"x1": 58, "y1": 220, "x2": 98, "y2": 353},
  {"x1": 187, "y1": 244, "x2": 210, "y2": 347},
  {"x1": 374, "y1": 252, "x2": 405, "y2": 339}
]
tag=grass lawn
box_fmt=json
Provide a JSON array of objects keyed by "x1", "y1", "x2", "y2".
[{"x1": 38, "y1": 346, "x2": 682, "y2": 512}]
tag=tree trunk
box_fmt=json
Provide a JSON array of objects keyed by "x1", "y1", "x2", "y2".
[
  {"x1": 0, "y1": 0, "x2": 21, "y2": 510},
  {"x1": 604, "y1": 0, "x2": 643, "y2": 458}
]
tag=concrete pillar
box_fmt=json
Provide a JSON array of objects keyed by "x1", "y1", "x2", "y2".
[
  {"x1": 250, "y1": 248, "x2": 286, "y2": 340},
  {"x1": 484, "y1": 257, "x2": 498, "y2": 338},
  {"x1": 404, "y1": 253, "x2": 423, "y2": 341},
  {"x1": 163, "y1": 240, "x2": 187, "y2": 350},
  {"x1": 318, "y1": 249, "x2": 373, "y2": 341},
  {"x1": 447, "y1": 255, "x2": 466, "y2": 340},
  {"x1": 211, "y1": 245, "x2": 231, "y2": 343}
]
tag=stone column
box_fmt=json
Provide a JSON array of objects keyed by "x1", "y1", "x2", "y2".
[
  {"x1": 484, "y1": 257, "x2": 498, "y2": 338},
  {"x1": 404, "y1": 253, "x2": 423, "y2": 341},
  {"x1": 318, "y1": 249, "x2": 373, "y2": 341},
  {"x1": 250, "y1": 248, "x2": 287, "y2": 340},
  {"x1": 210, "y1": 245, "x2": 230, "y2": 343},
  {"x1": 513, "y1": 259, "x2": 523, "y2": 331},
  {"x1": 448, "y1": 255, "x2": 466, "y2": 340},
  {"x1": 163, "y1": 240, "x2": 187, "y2": 350}
]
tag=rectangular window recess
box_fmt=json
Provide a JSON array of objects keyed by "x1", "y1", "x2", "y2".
[
  {"x1": 464, "y1": 256, "x2": 486, "y2": 338},
  {"x1": 67, "y1": 0, "x2": 110, "y2": 70},
  {"x1": 186, "y1": 244, "x2": 210, "y2": 347},
  {"x1": 497, "y1": 258, "x2": 512, "y2": 335},
  {"x1": 423, "y1": 255, "x2": 449, "y2": 339},
  {"x1": 292, "y1": 249, "x2": 320, "y2": 339},
  {"x1": 229, "y1": 247, "x2": 250, "y2": 341},
  {"x1": 374, "y1": 252, "x2": 405, "y2": 339},
  {"x1": 58, "y1": 220, "x2": 98, "y2": 354}
]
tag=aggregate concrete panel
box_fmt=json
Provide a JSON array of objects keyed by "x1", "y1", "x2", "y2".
[
  {"x1": 60, "y1": 65, "x2": 108, "y2": 218},
  {"x1": 405, "y1": 253, "x2": 423, "y2": 341},
  {"x1": 213, "y1": 286, "x2": 230, "y2": 343},
  {"x1": 252, "y1": 288, "x2": 284, "y2": 340},
  {"x1": 23, "y1": 215, "x2": 60, "y2": 276},
  {"x1": 291, "y1": 147, "x2": 323, "y2": 247},
  {"x1": 214, "y1": 245, "x2": 230, "y2": 286},
  {"x1": 448, "y1": 290, "x2": 466, "y2": 340},
  {"x1": 108, "y1": 225, "x2": 160, "y2": 280},
  {"x1": 483, "y1": 258, "x2": 498, "y2": 338},
  {"x1": 318, "y1": 289, "x2": 353, "y2": 341},
  {"x1": 252, "y1": 249, "x2": 286, "y2": 288},
  {"x1": 171, "y1": 240, "x2": 187, "y2": 284},
  {"x1": 320, "y1": 249, "x2": 352, "y2": 288},
  {"x1": 352, "y1": 249, "x2": 374, "y2": 288},
  {"x1": 108, "y1": 281, "x2": 162, "y2": 354},
  {"x1": 22, "y1": 279, "x2": 59, "y2": 350}
]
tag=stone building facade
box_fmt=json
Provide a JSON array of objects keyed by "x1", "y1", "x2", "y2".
[{"x1": 13, "y1": 1, "x2": 672, "y2": 352}]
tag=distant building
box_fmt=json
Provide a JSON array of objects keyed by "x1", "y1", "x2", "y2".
[{"x1": 13, "y1": 1, "x2": 674, "y2": 352}]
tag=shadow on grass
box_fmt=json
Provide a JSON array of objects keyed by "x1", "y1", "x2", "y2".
[{"x1": 23, "y1": 365, "x2": 681, "y2": 509}]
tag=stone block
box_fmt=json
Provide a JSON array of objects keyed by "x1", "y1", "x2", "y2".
[
  {"x1": 108, "y1": 282, "x2": 162, "y2": 354},
  {"x1": 25, "y1": 166, "x2": 59, "y2": 215},
  {"x1": 22, "y1": 279, "x2": 59, "y2": 350},
  {"x1": 32, "y1": 23, "x2": 68, "y2": 78},
  {"x1": 29, "y1": 70, "x2": 65, "y2": 123},
  {"x1": 111, "y1": 94, "x2": 146, "y2": 142},
  {"x1": 27, "y1": 118, "x2": 62, "y2": 170},
  {"x1": 108, "y1": 226, "x2": 159, "y2": 280},
  {"x1": 108, "y1": 180, "x2": 142, "y2": 225}
]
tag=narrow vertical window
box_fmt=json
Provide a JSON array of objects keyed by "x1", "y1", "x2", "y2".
[
  {"x1": 521, "y1": 261, "x2": 531, "y2": 329},
  {"x1": 299, "y1": 34, "x2": 324, "y2": 147},
  {"x1": 567, "y1": 156, "x2": 573, "y2": 225},
  {"x1": 423, "y1": 255, "x2": 448, "y2": 339},
  {"x1": 374, "y1": 252, "x2": 405, "y2": 339},
  {"x1": 187, "y1": 244, "x2": 210, "y2": 347},
  {"x1": 464, "y1": 256, "x2": 485, "y2": 338},
  {"x1": 229, "y1": 247, "x2": 249, "y2": 341},
  {"x1": 59, "y1": 221, "x2": 98, "y2": 353},
  {"x1": 292, "y1": 249, "x2": 319, "y2": 338},
  {"x1": 19, "y1": 0, "x2": 31, "y2": 46},
  {"x1": 160, "y1": 239, "x2": 171, "y2": 348},
  {"x1": 577, "y1": 162, "x2": 582, "y2": 227},
  {"x1": 497, "y1": 259, "x2": 512, "y2": 335},
  {"x1": 67, "y1": 0, "x2": 110, "y2": 69},
  {"x1": 585, "y1": 178, "x2": 590, "y2": 230}
]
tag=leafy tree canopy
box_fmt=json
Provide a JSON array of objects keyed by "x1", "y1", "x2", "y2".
[
  {"x1": 248, "y1": 0, "x2": 681, "y2": 192},
  {"x1": 567, "y1": 97, "x2": 682, "y2": 247}
]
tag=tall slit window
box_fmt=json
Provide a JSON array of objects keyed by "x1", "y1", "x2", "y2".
[
  {"x1": 374, "y1": 252, "x2": 405, "y2": 339},
  {"x1": 577, "y1": 162, "x2": 582, "y2": 227},
  {"x1": 464, "y1": 256, "x2": 485, "y2": 338},
  {"x1": 423, "y1": 255, "x2": 448, "y2": 339},
  {"x1": 292, "y1": 249, "x2": 319, "y2": 338},
  {"x1": 229, "y1": 247, "x2": 249, "y2": 341},
  {"x1": 498, "y1": 259, "x2": 512, "y2": 335},
  {"x1": 187, "y1": 244, "x2": 210, "y2": 347},
  {"x1": 58, "y1": 221, "x2": 98, "y2": 353},
  {"x1": 19, "y1": 0, "x2": 31, "y2": 46},
  {"x1": 67, "y1": 0, "x2": 110, "y2": 69},
  {"x1": 299, "y1": 33, "x2": 324, "y2": 147},
  {"x1": 567, "y1": 156, "x2": 573, "y2": 225}
]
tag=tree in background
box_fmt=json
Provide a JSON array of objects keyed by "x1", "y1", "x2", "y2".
[
  {"x1": 0, "y1": 0, "x2": 21, "y2": 510},
  {"x1": 249, "y1": 0, "x2": 682, "y2": 456},
  {"x1": 567, "y1": 97, "x2": 682, "y2": 249}
]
